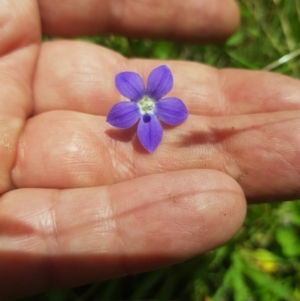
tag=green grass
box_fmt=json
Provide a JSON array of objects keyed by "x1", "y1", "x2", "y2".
[{"x1": 24, "y1": 0, "x2": 300, "y2": 300}]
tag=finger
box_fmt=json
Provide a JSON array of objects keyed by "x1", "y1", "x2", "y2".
[
  {"x1": 38, "y1": 0, "x2": 240, "y2": 42},
  {"x1": 12, "y1": 109, "x2": 300, "y2": 202},
  {"x1": 0, "y1": 1, "x2": 40, "y2": 194},
  {"x1": 33, "y1": 41, "x2": 300, "y2": 116},
  {"x1": 0, "y1": 170, "x2": 246, "y2": 298},
  {"x1": 0, "y1": 1, "x2": 40, "y2": 56}
]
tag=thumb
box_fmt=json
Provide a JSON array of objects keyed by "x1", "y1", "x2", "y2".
[{"x1": 0, "y1": 170, "x2": 246, "y2": 298}]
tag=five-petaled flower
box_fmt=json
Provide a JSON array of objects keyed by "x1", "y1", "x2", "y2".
[{"x1": 106, "y1": 65, "x2": 188, "y2": 153}]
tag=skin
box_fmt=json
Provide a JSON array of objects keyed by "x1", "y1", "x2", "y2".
[{"x1": 0, "y1": 0, "x2": 299, "y2": 298}]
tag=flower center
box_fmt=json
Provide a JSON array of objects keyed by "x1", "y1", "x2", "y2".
[{"x1": 137, "y1": 96, "x2": 155, "y2": 114}]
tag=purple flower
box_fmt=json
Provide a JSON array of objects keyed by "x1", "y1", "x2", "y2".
[{"x1": 106, "y1": 65, "x2": 188, "y2": 153}]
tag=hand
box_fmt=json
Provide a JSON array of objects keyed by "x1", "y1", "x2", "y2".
[{"x1": 1, "y1": 1, "x2": 299, "y2": 299}]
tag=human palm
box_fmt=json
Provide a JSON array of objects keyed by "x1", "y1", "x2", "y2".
[{"x1": 1, "y1": 0, "x2": 300, "y2": 298}]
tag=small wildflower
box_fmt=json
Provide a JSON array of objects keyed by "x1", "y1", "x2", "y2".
[{"x1": 106, "y1": 65, "x2": 188, "y2": 153}]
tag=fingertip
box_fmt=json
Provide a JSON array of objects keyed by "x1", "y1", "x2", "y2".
[
  {"x1": 202, "y1": 170, "x2": 247, "y2": 243},
  {"x1": 178, "y1": 170, "x2": 247, "y2": 252},
  {"x1": 195, "y1": 0, "x2": 241, "y2": 42},
  {"x1": 221, "y1": 0, "x2": 241, "y2": 40},
  {"x1": 112, "y1": 169, "x2": 247, "y2": 259}
]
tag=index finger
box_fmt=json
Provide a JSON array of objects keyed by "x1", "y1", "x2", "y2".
[{"x1": 38, "y1": 0, "x2": 240, "y2": 41}]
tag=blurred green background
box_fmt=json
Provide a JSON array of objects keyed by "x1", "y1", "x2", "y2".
[{"x1": 23, "y1": 0, "x2": 300, "y2": 300}]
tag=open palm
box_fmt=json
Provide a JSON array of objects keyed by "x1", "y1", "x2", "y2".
[{"x1": 1, "y1": 1, "x2": 299, "y2": 298}]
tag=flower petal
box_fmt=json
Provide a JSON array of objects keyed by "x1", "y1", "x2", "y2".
[
  {"x1": 156, "y1": 97, "x2": 188, "y2": 125},
  {"x1": 106, "y1": 101, "x2": 140, "y2": 129},
  {"x1": 115, "y1": 72, "x2": 145, "y2": 101},
  {"x1": 137, "y1": 114, "x2": 163, "y2": 153},
  {"x1": 147, "y1": 65, "x2": 173, "y2": 100}
]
